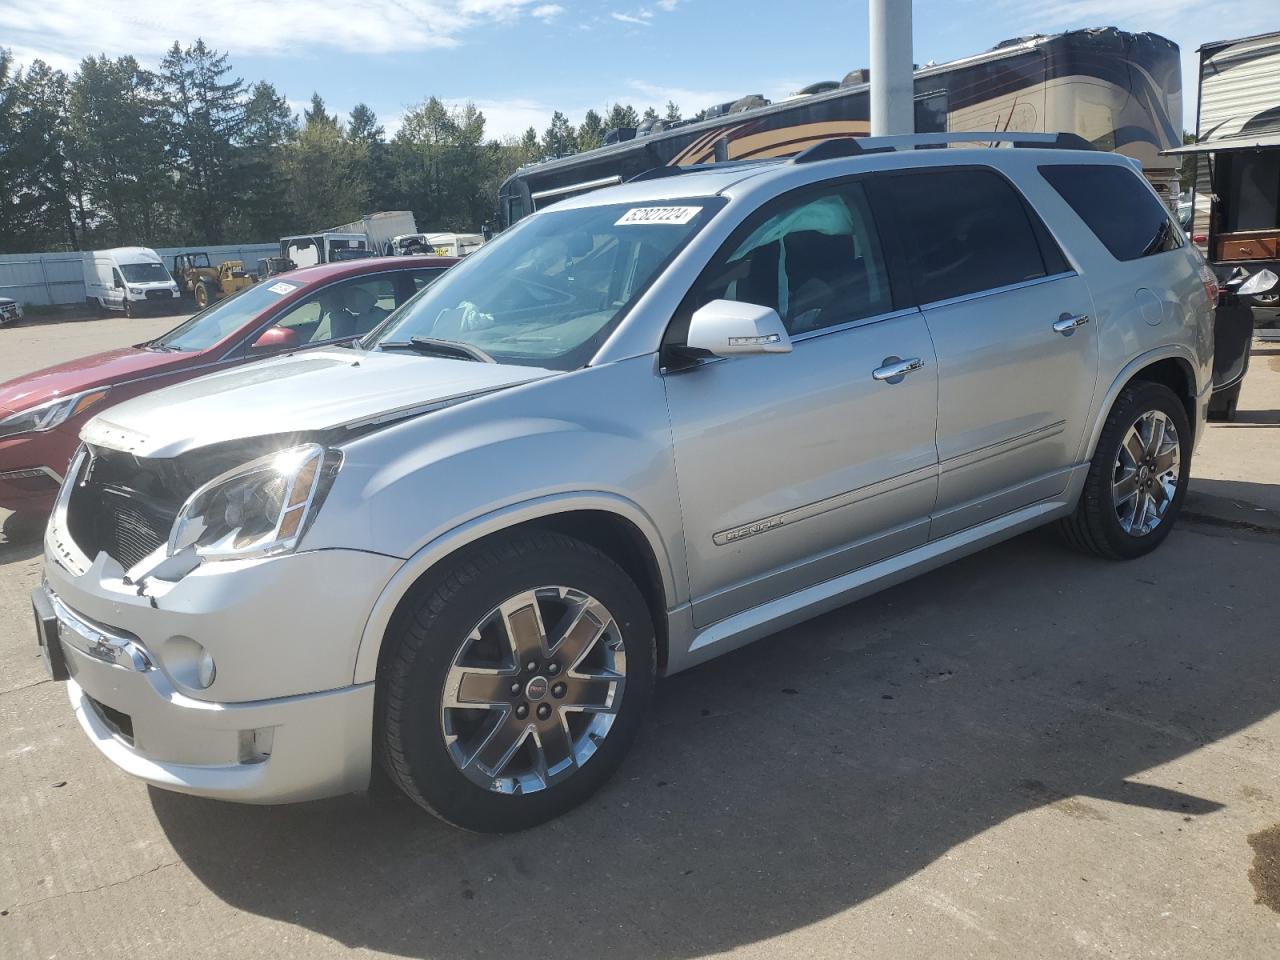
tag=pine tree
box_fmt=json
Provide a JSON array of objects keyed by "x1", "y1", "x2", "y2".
[
  {"x1": 577, "y1": 109, "x2": 605, "y2": 150},
  {"x1": 348, "y1": 103, "x2": 394, "y2": 211},
  {"x1": 642, "y1": 106, "x2": 659, "y2": 124},
  {"x1": 664, "y1": 100, "x2": 681, "y2": 123},
  {"x1": 159, "y1": 39, "x2": 245, "y2": 243},
  {"x1": 233, "y1": 80, "x2": 297, "y2": 239},
  {"x1": 605, "y1": 103, "x2": 640, "y2": 131},
  {"x1": 303, "y1": 93, "x2": 337, "y2": 128},
  {"x1": 67, "y1": 55, "x2": 172, "y2": 246},
  {"x1": 541, "y1": 110, "x2": 576, "y2": 157}
]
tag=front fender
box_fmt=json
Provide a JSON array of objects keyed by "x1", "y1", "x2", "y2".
[{"x1": 350, "y1": 490, "x2": 678, "y2": 684}]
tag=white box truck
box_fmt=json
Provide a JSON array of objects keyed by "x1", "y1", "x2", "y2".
[{"x1": 82, "y1": 247, "x2": 182, "y2": 316}]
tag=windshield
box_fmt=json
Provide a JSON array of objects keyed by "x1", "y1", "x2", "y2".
[
  {"x1": 366, "y1": 198, "x2": 723, "y2": 369},
  {"x1": 150, "y1": 277, "x2": 306, "y2": 352},
  {"x1": 121, "y1": 262, "x2": 170, "y2": 283}
]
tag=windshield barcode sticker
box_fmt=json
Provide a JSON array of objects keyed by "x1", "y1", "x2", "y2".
[
  {"x1": 616, "y1": 206, "x2": 701, "y2": 226},
  {"x1": 267, "y1": 282, "x2": 297, "y2": 295}
]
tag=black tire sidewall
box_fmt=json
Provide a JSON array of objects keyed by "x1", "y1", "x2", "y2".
[
  {"x1": 382, "y1": 537, "x2": 656, "y2": 832},
  {"x1": 1086, "y1": 382, "x2": 1192, "y2": 559}
]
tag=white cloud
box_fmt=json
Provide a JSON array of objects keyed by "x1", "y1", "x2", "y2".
[
  {"x1": 0, "y1": 0, "x2": 551, "y2": 65},
  {"x1": 531, "y1": 3, "x2": 564, "y2": 19},
  {"x1": 655, "y1": 0, "x2": 678, "y2": 9},
  {"x1": 610, "y1": 11, "x2": 652, "y2": 26}
]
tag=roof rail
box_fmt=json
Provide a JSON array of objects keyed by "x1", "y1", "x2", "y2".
[
  {"x1": 792, "y1": 131, "x2": 1094, "y2": 163},
  {"x1": 626, "y1": 159, "x2": 778, "y2": 183}
]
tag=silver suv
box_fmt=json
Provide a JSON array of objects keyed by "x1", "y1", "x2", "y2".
[{"x1": 35, "y1": 134, "x2": 1215, "y2": 831}]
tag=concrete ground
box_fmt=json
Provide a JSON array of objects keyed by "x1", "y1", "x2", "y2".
[{"x1": 1, "y1": 320, "x2": 1279, "y2": 959}]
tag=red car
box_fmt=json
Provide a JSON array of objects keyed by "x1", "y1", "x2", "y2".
[{"x1": 0, "y1": 256, "x2": 456, "y2": 515}]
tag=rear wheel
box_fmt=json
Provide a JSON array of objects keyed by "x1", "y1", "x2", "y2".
[
  {"x1": 1058, "y1": 382, "x2": 1191, "y2": 560},
  {"x1": 376, "y1": 531, "x2": 655, "y2": 832}
]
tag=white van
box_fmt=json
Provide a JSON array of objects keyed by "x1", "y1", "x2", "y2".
[{"x1": 82, "y1": 247, "x2": 182, "y2": 316}]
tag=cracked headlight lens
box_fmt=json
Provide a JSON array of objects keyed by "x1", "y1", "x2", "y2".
[
  {"x1": 0, "y1": 389, "x2": 109, "y2": 440},
  {"x1": 168, "y1": 443, "x2": 338, "y2": 561}
]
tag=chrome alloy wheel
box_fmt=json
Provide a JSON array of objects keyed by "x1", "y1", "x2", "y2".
[
  {"x1": 441, "y1": 586, "x2": 627, "y2": 794},
  {"x1": 1112, "y1": 410, "x2": 1180, "y2": 536}
]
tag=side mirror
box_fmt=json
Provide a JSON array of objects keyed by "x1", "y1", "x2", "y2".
[
  {"x1": 685, "y1": 299, "x2": 792, "y2": 357},
  {"x1": 113, "y1": 276, "x2": 123, "y2": 289},
  {"x1": 250, "y1": 326, "x2": 301, "y2": 352},
  {"x1": 1238, "y1": 268, "x2": 1278, "y2": 296}
]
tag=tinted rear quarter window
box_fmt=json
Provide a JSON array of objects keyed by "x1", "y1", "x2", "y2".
[
  {"x1": 883, "y1": 168, "x2": 1055, "y2": 304},
  {"x1": 1039, "y1": 164, "x2": 1183, "y2": 261}
]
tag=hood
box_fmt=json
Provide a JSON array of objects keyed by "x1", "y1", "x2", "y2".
[
  {"x1": 81, "y1": 347, "x2": 557, "y2": 457},
  {"x1": 0, "y1": 347, "x2": 186, "y2": 416}
]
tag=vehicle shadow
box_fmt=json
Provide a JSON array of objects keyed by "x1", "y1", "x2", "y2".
[
  {"x1": 151, "y1": 518, "x2": 1280, "y2": 959},
  {"x1": 0, "y1": 510, "x2": 46, "y2": 564}
]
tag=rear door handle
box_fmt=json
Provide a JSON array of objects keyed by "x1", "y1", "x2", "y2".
[
  {"x1": 1052, "y1": 312, "x2": 1089, "y2": 335},
  {"x1": 872, "y1": 356, "x2": 925, "y2": 383}
]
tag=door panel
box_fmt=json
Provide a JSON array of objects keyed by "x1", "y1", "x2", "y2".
[
  {"x1": 665, "y1": 313, "x2": 939, "y2": 626},
  {"x1": 926, "y1": 274, "x2": 1098, "y2": 537}
]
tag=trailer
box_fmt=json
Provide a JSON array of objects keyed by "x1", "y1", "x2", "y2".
[{"x1": 329, "y1": 211, "x2": 419, "y2": 256}]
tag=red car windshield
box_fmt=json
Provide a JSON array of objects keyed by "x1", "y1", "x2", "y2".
[{"x1": 150, "y1": 278, "x2": 308, "y2": 352}]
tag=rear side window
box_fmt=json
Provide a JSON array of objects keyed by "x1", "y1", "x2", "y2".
[
  {"x1": 883, "y1": 169, "x2": 1056, "y2": 304},
  {"x1": 1039, "y1": 164, "x2": 1183, "y2": 261}
]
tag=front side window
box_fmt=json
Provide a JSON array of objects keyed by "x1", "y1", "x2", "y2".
[
  {"x1": 261, "y1": 276, "x2": 400, "y2": 345},
  {"x1": 676, "y1": 181, "x2": 894, "y2": 338},
  {"x1": 367, "y1": 198, "x2": 724, "y2": 369},
  {"x1": 1040, "y1": 163, "x2": 1184, "y2": 261},
  {"x1": 885, "y1": 168, "x2": 1053, "y2": 304},
  {"x1": 120, "y1": 262, "x2": 170, "y2": 283}
]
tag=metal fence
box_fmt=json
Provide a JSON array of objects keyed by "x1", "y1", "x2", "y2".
[{"x1": 0, "y1": 244, "x2": 279, "y2": 307}]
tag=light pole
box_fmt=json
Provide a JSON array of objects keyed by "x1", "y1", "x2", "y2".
[{"x1": 869, "y1": 0, "x2": 914, "y2": 136}]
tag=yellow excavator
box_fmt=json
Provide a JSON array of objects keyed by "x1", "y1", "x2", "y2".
[{"x1": 171, "y1": 252, "x2": 256, "y2": 308}]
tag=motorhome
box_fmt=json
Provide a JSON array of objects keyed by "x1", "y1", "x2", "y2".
[
  {"x1": 82, "y1": 247, "x2": 181, "y2": 316},
  {"x1": 498, "y1": 27, "x2": 1183, "y2": 229}
]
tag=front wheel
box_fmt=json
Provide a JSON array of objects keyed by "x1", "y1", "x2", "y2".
[
  {"x1": 376, "y1": 531, "x2": 656, "y2": 832},
  {"x1": 1058, "y1": 381, "x2": 1191, "y2": 560}
]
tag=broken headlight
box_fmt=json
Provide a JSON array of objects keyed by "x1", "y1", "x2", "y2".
[{"x1": 167, "y1": 443, "x2": 339, "y2": 561}]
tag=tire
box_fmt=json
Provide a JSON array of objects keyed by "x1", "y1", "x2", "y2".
[
  {"x1": 376, "y1": 531, "x2": 656, "y2": 832},
  {"x1": 1207, "y1": 381, "x2": 1241, "y2": 422},
  {"x1": 123, "y1": 297, "x2": 133, "y2": 318},
  {"x1": 195, "y1": 283, "x2": 210, "y2": 308},
  {"x1": 1058, "y1": 381, "x2": 1191, "y2": 560}
]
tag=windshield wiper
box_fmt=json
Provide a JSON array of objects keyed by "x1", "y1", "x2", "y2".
[{"x1": 379, "y1": 336, "x2": 496, "y2": 364}]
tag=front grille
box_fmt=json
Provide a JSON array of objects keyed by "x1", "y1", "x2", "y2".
[
  {"x1": 66, "y1": 449, "x2": 185, "y2": 571},
  {"x1": 144, "y1": 289, "x2": 170, "y2": 301},
  {"x1": 0, "y1": 304, "x2": 18, "y2": 319},
  {"x1": 100, "y1": 488, "x2": 169, "y2": 568}
]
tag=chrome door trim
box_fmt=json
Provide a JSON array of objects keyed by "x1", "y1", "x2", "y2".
[
  {"x1": 917, "y1": 271, "x2": 1078, "y2": 312},
  {"x1": 711, "y1": 463, "x2": 938, "y2": 546},
  {"x1": 937, "y1": 419, "x2": 1067, "y2": 474}
]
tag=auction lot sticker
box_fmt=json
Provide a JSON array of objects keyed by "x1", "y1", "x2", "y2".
[
  {"x1": 616, "y1": 206, "x2": 701, "y2": 226},
  {"x1": 267, "y1": 282, "x2": 298, "y2": 295}
]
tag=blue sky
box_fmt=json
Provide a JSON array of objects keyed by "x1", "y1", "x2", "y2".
[{"x1": 3, "y1": 0, "x2": 1276, "y2": 139}]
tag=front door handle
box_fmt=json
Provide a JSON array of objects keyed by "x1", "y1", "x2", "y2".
[
  {"x1": 872, "y1": 356, "x2": 925, "y2": 383},
  {"x1": 1052, "y1": 312, "x2": 1090, "y2": 335}
]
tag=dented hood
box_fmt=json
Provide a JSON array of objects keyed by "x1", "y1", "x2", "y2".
[{"x1": 81, "y1": 347, "x2": 556, "y2": 457}]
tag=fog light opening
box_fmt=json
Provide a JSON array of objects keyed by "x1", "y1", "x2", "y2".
[
  {"x1": 238, "y1": 728, "x2": 274, "y2": 764},
  {"x1": 197, "y1": 650, "x2": 216, "y2": 689}
]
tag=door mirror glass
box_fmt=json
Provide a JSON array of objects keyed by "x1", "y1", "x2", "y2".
[{"x1": 686, "y1": 299, "x2": 792, "y2": 357}]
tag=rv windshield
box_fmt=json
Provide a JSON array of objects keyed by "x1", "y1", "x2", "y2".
[
  {"x1": 366, "y1": 198, "x2": 724, "y2": 369},
  {"x1": 120, "y1": 262, "x2": 170, "y2": 283}
]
